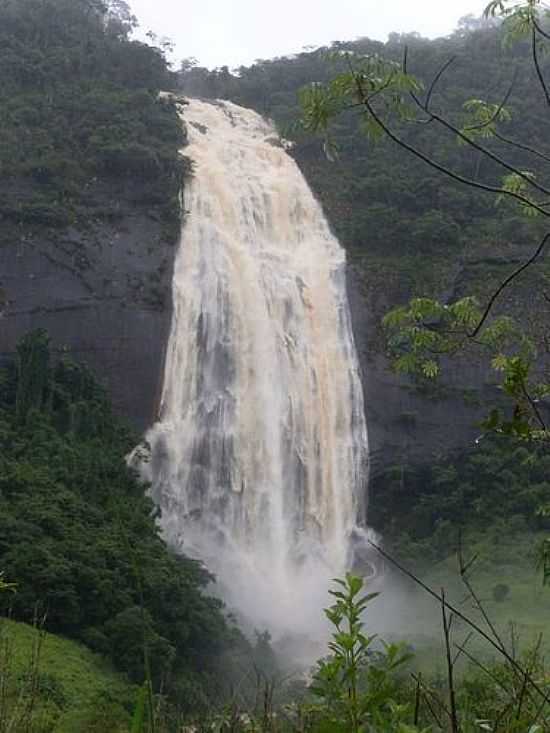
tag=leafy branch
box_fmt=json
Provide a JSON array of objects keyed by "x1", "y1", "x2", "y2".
[{"x1": 300, "y1": 0, "x2": 550, "y2": 440}]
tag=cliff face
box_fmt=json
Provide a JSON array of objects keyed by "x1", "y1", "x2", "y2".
[
  {"x1": 346, "y1": 264, "x2": 489, "y2": 479},
  {"x1": 0, "y1": 179, "x2": 495, "y2": 477},
  {"x1": 1, "y1": 132, "x2": 529, "y2": 480},
  {"x1": 0, "y1": 179, "x2": 177, "y2": 430},
  {"x1": 0, "y1": 182, "x2": 506, "y2": 479},
  {"x1": 346, "y1": 236, "x2": 550, "y2": 481}
]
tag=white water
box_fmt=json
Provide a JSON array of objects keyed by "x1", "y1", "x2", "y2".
[{"x1": 138, "y1": 98, "x2": 370, "y2": 638}]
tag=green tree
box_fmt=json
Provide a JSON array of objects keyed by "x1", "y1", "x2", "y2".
[{"x1": 0, "y1": 332, "x2": 242, "y2": 706}]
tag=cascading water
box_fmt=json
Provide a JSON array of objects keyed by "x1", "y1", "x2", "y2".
[{"x1": 138, "y1": 98, "x2": 370, "y2": 638}]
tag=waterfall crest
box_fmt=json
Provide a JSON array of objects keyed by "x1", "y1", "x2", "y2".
[{"x1": 139, "y1": 98, "x2": 369, "y2": 636}]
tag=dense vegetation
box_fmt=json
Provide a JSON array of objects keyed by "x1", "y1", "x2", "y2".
[
  {"x1": 0, "y1": 331, "x2": 240, "y2": 708},
  {"x1": 372, "y1": 434, "x2": 550, "y2": 564},
  {"x1": 2, "y1": 0, "x2": 550, "y2": 729},
  {"x1": 0, "y1": 0, "x2": 185, "y2": 243},
  {"x1": 178, "y1": 17, "x2": 549, "y2": 259},
  {"x1": 0, "y1": 334, "x2": 544, "y2": 725}
]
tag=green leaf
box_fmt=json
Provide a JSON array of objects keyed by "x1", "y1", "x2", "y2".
[
  {"x1": 346, "y1": 573, "x2": 363, "y2": 597},
  {"x1": 421, "y1": 360, "x2": 439, "y2": 379}
]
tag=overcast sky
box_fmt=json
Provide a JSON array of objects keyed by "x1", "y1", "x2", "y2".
[{"x1": 128, "y1": 0, "x2": 486, "y2": 70}]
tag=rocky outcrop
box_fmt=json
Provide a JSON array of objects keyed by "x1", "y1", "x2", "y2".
[
  {"x1": 0, "y1": 179, "x2": 178, "y2": 430},
  {"x1": 346, "y1": 263, "x2": 494, "y2": 479}
]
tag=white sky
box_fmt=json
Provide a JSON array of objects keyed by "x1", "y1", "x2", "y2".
[{"x1": 128, "y1": 0, "x2": 486, "y2": 70}]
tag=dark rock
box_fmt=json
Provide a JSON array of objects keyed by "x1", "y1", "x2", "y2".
[
  {"x1": 346, "y1": 262, "x2": 496, "y2": 480},
  {"x1": 0, "y1": 180, "x2": 177, "y2": 431}
]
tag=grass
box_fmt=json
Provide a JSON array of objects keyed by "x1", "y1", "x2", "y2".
[
  {"x1": 425, "y1": 533, "x2": 548, "y2": 642},
  {"x1": 0, "y1": 618, "x2": 137, "y2": 732},
  {"x1": 384, "y1": 531, "x2": 550, "y2": 678}
]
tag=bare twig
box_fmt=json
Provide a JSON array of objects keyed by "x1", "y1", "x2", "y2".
[
  {"x1": 458, "y1": 533, "x2": 507, "y2": 652},
  {"x1": 452, "y1": 631, "x2": 474, "y2": 666},
  {"x1": 413, "y1": 673, "x2": 421, "y2": 726},
  {"x1": 532, "y1": 24, "x2": 550, "y2": 107},
  {"x1": 411, "y1": 673, "x2": 446, "y2": 728},
  {"x1": 464, "y1": 75, "x2": 517, "y2": 132},
  {"x1": 441, "y1": 589, "x2": 460, "y2": 732},
  {"x1": 454, "y1": 641, "x2": 509, "y2": 692},
  {"x1": 516, "y1": 668, "x2": 530, "y2": 722},
  {"x1": 368, "y1": 540, "x2": 550, "y2": 706},
  {"x1": 469, "y1": 231, "x2": 550, "y2": 337}
]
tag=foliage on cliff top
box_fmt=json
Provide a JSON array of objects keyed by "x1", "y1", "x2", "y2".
[
  {"x1": 0, "y1": 0, "x2": 185, "y2": 235},
  {"x1": 0, "y1": 331, "x2": 241, "y2": 707},
  {"x1": 177, "y1": 18, "x2": 548, "y2": 261}
]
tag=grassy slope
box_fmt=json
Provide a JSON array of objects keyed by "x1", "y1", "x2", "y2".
[
  {"x1": 1, "y1": 618, "x2": 136, "y2": 732},
  {"x1": 426, "y1": 533, "x2": 549, "y2": 644},
  {"x1": 383, "y1": 531, "x2": 550, "y2": 677}
]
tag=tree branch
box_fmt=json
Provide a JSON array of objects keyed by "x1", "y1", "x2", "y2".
[
  {"x1": 533, "y1": 16, "x2": 550, "y2": 41},
  {"x1": 368, "y1": 540, "x2": 550, "y2": 707},
  {"x1": 410, "y1": 673, "x2": 446, "y2": 728},
  {"x1": 532, "y1": 24, "x2": 550, "y2": 107},
  {"x1": 404, "y1": 52, "x2": 549, "y2": 197},
  {"x1": 464, "y1": 74, "x2": 517, "y2": 132},
  {"x1": 494, "y1": 130, "x2": 550, "y2": 165},
  {"x1": 453, "y1": 642, "x2": 509, "y2": 693},
  {"x1": 419, "y1": 103, "x2": 550, "y2": 198},
  {"x1": 358, "y1": 90, "x2": 550, "y2": 216},
  {"x1": 458, "y1": 533, "x2": 507, "y2": 652},
  {"x1": 469, "y1": 231, "x2": 550, "y2": 337},
  {"x1": 425, "y1": 56, "x2": 456, "y2": 111},
  {"x1": 519, "y1": 378, "x2": 547, "y2": 430}
]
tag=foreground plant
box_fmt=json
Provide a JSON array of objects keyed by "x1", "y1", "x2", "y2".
[{"x1": 310, "y1": 573, "x2": 420, "y2": 732}]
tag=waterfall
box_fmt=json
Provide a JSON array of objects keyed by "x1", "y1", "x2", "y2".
[{"x1": 138, "y1": 98, "x2": 370, "y2": 638}]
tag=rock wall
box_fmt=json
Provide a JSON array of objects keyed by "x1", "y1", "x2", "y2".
[
  {"x1": 346, "y1": 264, "x2": 494, "y2": 479},
  {"x1": 0, "y1": 180, "x2": 177, "y2": 430},
  {"x1": 0, "y1": 175, "x2": 509, "y2": 477}
]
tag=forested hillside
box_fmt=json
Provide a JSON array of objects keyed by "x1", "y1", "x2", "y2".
[
  {"x1": 0, "y1": 0, "x2": 184, "y2": 239},
  {"x1": 179, "y1": 17, "x2": 547, "y2": 258},
  {"x1": 0, "y1": 331, "x2": 243, "y2": 709}
]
